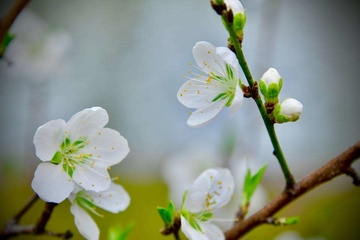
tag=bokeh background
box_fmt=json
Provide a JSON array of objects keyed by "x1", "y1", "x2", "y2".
[{"x1": 1, "y1": 0, "x2": 360, "y2": 239}]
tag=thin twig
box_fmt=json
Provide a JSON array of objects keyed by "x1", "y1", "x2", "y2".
[
  {"x1": 13, "y1": 194, "x2": 39, "y2": 223},
  {"x1": 0, "y1": 197, "x2": 73, "y2": 239},
  {"x1": 225, "y1": 141, "x2": 360, "y2": 240}
]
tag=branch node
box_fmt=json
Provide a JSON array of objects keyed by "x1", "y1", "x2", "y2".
[{"x1": 345, "y1": 167, "x2": 360, "y2": 186}]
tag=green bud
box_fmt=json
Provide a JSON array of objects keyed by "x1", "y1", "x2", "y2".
[
  {"x1": 274, "y1": 98, "x2": 303, "y2": 124},
  {"x1": 260, "y1": 68, "x2": 283, "y2": 104}
]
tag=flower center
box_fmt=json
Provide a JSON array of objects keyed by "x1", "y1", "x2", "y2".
[
  {"x1": 51, "y1": 137, "x2": 91, "y2": 177},
  {"x1": 181, "y1": 208, "x2": 214, "y2": 233}
]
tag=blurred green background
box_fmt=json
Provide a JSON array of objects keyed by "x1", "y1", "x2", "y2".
[{"x1": 1, "y1": 0, "x2": 360, "y2": 239}]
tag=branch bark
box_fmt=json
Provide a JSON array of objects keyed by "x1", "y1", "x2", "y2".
[
  {"x1": 0, "y1": 0, "x2": 30, "y2": 44},
  {"x1": 225, "y1": 141, "x2": 360, "y2": 240},
  {"x1": 0, "y1": 195, "x2": 73, "y2": 239}
]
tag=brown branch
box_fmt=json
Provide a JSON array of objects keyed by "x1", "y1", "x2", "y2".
[
  {"x1": 0, "y1": 195, "x2": 73, "y2": 239},
  {"x1": 0, "y1": 0, "x2": 30, "y2": 44},
  {"x1": 225, "y1": 141, "x2": 360, "y2": 240}
]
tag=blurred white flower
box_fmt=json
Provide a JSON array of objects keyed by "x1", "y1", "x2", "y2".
[
  {"x1": 31, "y1": 107, "x2": 130, "y2": 203},
  {"x1": 212, "y1": 156, "x2": 268, "y2": 231},
  {"x1": 69, "y1": 182, "x2": 130, "y2": 240},
  {"x1": 1, "y1": 9, "x2": 72, "y2": 82},
  {"x1": 177, "y1": 41, "x2": 243, "y2": 127},
  {"x1": 161, "y1": 143, "x2": 223, "y2": 207},
  {"x1": 180, "y1": 168, "x2": 234, "y2": 240}
]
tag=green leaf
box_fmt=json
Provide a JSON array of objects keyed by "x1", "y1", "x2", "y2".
[
  {"x1": 181, "y1": 190, "x2": 188, "y2": 209},
  {"x1": 242, "y1": 164, "x2": 267, "y2": 206},
  {"x1": 271, "y1": 217, "x2": 300, "y2": 226},
  {"x1": 108, "y1": 222, "x2": 135, "y2": 240},
  {"x1": 281, "y1": 217, "x2": 300, "y2": 225},
  {"x1": 0, "y1": 32, "x2": 14, "y2": 57},
  {"x1": 157, "y1": 207, "x2": 171, "y2": 225},
  {"x1": 167, "y1": 201, "x2": 175, "y2": 223}
]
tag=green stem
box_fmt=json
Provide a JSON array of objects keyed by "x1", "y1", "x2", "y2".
[{"x1": 226, "y1": 21, "x2": 295, "y2": 189}]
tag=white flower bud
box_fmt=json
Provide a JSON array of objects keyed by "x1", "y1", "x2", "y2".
[
  {"x1": 260, "y1": 68, "x2": 283, "y2": 104},
  {"x1": 224, "y1": 0, "x2": 246, "y2": 37},
  {"x1": 274, "y1": 98, "x2": 303, "y2": 123},
  {"x1": 224, "y1": 0, "x2": 244, "y2": 15}
]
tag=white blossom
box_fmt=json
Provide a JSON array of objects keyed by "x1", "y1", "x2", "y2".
[
  {"x1": 31, "y1": 107, "x2": 129, "y2": 203},
  {"x1": 177, "y1": 41, "x2": 243, "y2": 127},
  {"x1": 180, "y1": 168, "x2": 235, "y2": 240}
]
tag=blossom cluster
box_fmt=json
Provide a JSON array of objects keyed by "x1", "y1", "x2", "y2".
[{"x1": 31, "y1": 107, "x2": 130, "y2": 239}]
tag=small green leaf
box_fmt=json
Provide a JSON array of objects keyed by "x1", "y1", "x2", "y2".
[
  {"x1": 181, "y1": 190, "x2": 188, "y2": 209},
  {"x1": 270, "y1": 217, "x2": 300, "y2": 226},
  {"x1": 281, "y1": 217, "x2": 300, "y2": 225},
  {"x1": 108, "y1": 222, "x2": 135, "y2": 240},
  {"x1": 242, "y1": 164, "x2": 267, "y2": 206},
  {"x1": 0, "y1": 32, "x2": 14, "y2": 57},
  {"x1": 157, "y1": 207, "x2": 171, "y2": 225},
  {"x1": 167, "y1": 201, "x2": 175, "y2": 223}
]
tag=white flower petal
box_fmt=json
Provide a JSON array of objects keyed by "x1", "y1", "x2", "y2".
[
  {"x1": 280, "y1": 98, "x2": 303, "y2": 117},
  {"x1": 184, "y1": 169, "x2": 212, "y2": 213},
  {"x1": 33, "y1": 119, "x2": 65, "y2": 161},
  {"x1": 229, "y1": 85, "x2": 244, "y2": 118},
  {"x1": 31, "y1": 162, "x2": 74, "y2": 203},
  {"x1": 177, "y1": 79, "x2": 222, "y2": 109},
  {"x1": 216, "y1": 46, "x2": 241, "y2": 79},
  {"x1": 261, "y1": 68, "x2": 281, "y2": 85},
  {"x1": 205, "y1": 168, "x2": 234, "y2": 210},
  {"x1": 193, "y1": 41, "x2": 226, "y2": 76},
  {"x1": 70, "y1": 203, "x2": 99, "y2": 240},
  {"x1": 65, "y1": 107, "x2": 109, "y2": 142},
  {"x1": 187, "y1": 100, "x2": 227, "y2": 128},
  {"x1": 201, "y1": 222, "x2": 225, "y2": 240},
  {"x1": 72, "y1": 164, "x2": 111, "y2": 192},
  {"x1": 82, "y1": 128, "x2": 130, "y2": 168},
  {"x1": 224, "y1": 0, "x2": 245, "y2": 15},
  {"x1": 181, "y1": 216, "x2": 209, "y2": 240},
  {"x1": 87, "y1": 182, "x2": 130, "y2": 213}
]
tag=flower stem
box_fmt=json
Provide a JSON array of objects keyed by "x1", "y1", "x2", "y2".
[{"x1": 225, "y1": 21, "x2": 295, "y2": 189}]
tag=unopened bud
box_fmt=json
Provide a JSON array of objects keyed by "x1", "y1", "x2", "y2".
[
  {"x1": 223, "y1": 0, "x2": 246, "y2": 38},
  {"x1": 274, "y1": 98, "x2": 303, "y2": 123},
  {"x1": 260, "y1": 68, "x2": 283, "y2": 104}
]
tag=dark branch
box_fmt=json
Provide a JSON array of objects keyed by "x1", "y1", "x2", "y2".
[
  {"x1": 0, "y1": 195, "x2": 73, "y2": 239},
  {"x1": 225, "y1": 141, "x2": 360, "y2": 240}
]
